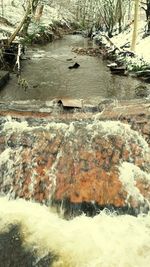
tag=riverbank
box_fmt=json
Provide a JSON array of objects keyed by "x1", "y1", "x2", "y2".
[
  {"x1": 91, "y1": 22, "x2": 150, "y2": 87},
  {"x1": 0, "y1": 1, "x2": 78, "y2": 74},
  {"x1": 0, "y1": 0, "x2": 76, "y2": 45}
]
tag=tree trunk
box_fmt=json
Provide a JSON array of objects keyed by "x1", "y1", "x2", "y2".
[
  {"x1": 118, "y1": 17, "x2": 122, "y2": 33},
  {"x1": 34, "y1": 5, "x2": 44, "y2": 22},
  {"x1": 1, "y1": 0, "x2": 4, "y2": 16},
  {"x1": 8, "y1": 2, "x2": 31, "y2": 45},
  {"x1": 21, "y1": 16, "x2": 31, "y2": 36},
  {"x1": 118, "y1": 0, "x2": 122, "y2": 33},
  {"x1": 146, "y1": 1, "x2": 150, "y2": 32},
  {"x1": 128, "y1": 0, "x2": 132, "y2": 20},
  {"x1": 21, "y1": 0, "x2": 39, "y2": 35},
  {"x1": 131, "y1": 0, "x2": 140, "y2": 52},
  {"x1": 148, "y1": 20, "x2": 150, "y2": 32}
]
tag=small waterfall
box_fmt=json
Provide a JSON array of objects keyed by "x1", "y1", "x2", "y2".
[
  {"x1": 0, "y1": 110, "x2": 150, "y2": 266},
  {"x1": 0, "y1": 32, "x2": 149, "y2": 266},
  {"x1": 0, "y1": 115, "x2": 149, "y2": 215}
]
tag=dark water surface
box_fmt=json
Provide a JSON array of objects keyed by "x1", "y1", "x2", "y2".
[{"x1": 0, "y1": 35, "x2": 142, "y2": 103}]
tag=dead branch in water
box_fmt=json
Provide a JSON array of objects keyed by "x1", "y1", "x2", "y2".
[{"x1": 14, "y1": 44, "x2": 22, "y2": 73}]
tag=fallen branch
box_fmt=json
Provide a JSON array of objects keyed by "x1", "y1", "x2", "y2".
[
  {"x1": 7, "y1": 3, "x2": 31, "y2": 46},
  {"x1": 100, "y1": 33, "x2": 121, "y2": 51},
  {"x1": 100, "y1": 34, "x2": 135, "y2": 58}
]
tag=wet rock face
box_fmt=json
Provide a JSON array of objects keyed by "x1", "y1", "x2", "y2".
[
  {"x1": 0, "y1": 113, "x2": 149, "y2": 217},
  {"x1": 0, "y1": 224, "x2": 57, "y2": 267}
]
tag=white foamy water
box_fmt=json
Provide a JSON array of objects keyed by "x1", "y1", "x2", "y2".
[
  {"x1": 0, "y1": 197, "x2": 150, "y2": 267},
  {"x1": 119, "y1": 162, "x2": 150, "y2": 205}
]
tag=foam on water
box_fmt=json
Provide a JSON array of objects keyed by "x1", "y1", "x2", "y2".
[
  {"x1": 4, "y1": 116, "x2": 32, "y2": 132},
  {"x1": 2, "y1": 117, "x2": 149, "y2": 153},
  {"x1": 119, "y1": 162, "x2": 150, "y2": 199},
  {"x1": 86, "y1": 120, "x2": 149, "y2": 153},
  {"x1": 0, "y1": 197, "x2": 150, "y2": 267},
  {"x1": 0, "y1": 148, "x2": 12, "y2": 166}
]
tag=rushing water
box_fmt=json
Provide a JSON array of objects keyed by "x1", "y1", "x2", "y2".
[
  {"x1": 0, "y1": 35, "x2": 144, "y2": 103},
  {"x1": 0, "y1": 112, "x2": 150, "y2": 266},
  {"x1": 0, "y1": 197, "x2": 150, "y2": 267}
]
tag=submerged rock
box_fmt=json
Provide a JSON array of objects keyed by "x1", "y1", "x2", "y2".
[
  {"x1": 135, "y1": 84, "x2": 149, "y2": 97},
  {"x1": 68, "y1": 62, "x2": 80, "y2": 69}
]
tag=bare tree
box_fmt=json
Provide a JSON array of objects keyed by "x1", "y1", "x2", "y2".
[
  {"x1": 131, "y1": 0, "x2": 140, "y2": 51},
  {"x1": 72, "y1": 0, "x2": 133, "y2": 36},
  {"x1": 7, "y1": 0, "x2": 42, "y2": 45},
  {"x1": 21, "y1": 0, "x2": 40, "y2": 35},
  {"x1": 8, "y1": 1, "x2": 31, "y2": 45}
]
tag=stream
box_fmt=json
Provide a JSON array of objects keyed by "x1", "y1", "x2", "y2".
[
  {"x1": 0, "y1": 34, "x2": 143, "y2": 103},
  {"x1": 0, "y1": 35, "x2": 150, "y2": 267}
]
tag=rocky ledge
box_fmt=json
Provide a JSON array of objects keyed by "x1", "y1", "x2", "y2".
[{"x1": 0, "y1": 99, "x2": 149, "y2": 218}]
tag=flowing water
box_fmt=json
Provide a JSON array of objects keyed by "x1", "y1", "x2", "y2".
[
  {"x1": 1, "y1": 197, "x2": 150, "y2": 267},
  {"x1": 0, "y1": 35, "x2": 144, "y2": 103},
  {"x1": 0, "y1": 113, "x2": 150, "y2": 266},
  {"x1": 0, "y1": 35, "x2": 150, "y2": 266}
]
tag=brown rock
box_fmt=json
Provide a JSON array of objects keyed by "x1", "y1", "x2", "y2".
[{"x1": 0, "y1": 102, "x2": 149, "y2": 215}]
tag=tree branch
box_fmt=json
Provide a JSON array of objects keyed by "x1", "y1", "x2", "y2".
[{"x1": 7, "y1": 2, "x2": 31, "y2": 46}]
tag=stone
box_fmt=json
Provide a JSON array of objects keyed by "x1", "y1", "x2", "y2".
[
  {"x1": 135, "y1": 84, "x2": 149, "y2": 97},
  {"x1": 68, "y1": 62, "x2": 80, "y2": 69}
]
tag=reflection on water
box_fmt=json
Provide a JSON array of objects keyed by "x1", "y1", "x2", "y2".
[{"x1": 0, "y1": 35, "x2": 143, "y2": 103}]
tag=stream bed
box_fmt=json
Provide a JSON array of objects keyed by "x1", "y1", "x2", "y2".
[{"x1": 0, "y1": 35, "x2": 145, "y2": 104}]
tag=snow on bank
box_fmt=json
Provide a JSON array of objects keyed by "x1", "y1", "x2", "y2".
[
  {"x1": 111, "y1": 20, "x2": 150, "y2": 65},
  {"x1": 0, "y1": 0, "x2": 75, "y2": 40},
  {"x1": 94, "y1": 19, "x2": 150, "y2": 68},
  {"x1": 136, "y1": 36, "x2": 150, "y2": 63}
]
